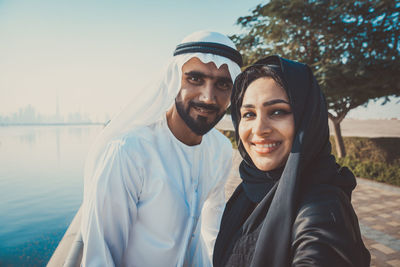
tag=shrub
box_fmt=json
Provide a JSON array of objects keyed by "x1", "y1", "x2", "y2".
[
  {"x1": 331, "y1": 137, "x2": 400, "y2": 186},
  {"x1": 337, "y1": 157, "x2": 400, "y2": 187}
]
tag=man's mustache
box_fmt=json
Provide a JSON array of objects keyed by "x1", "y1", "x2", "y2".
[{"x1": 189, "y1": 101, "x2": 220, "y2": 112}]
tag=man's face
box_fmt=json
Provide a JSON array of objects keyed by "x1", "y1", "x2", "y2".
[{"x1": 175, "y1": 57, "x2": 233, "y2": 136}]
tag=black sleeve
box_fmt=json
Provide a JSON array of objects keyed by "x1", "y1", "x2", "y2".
[{"x1": 291, "y1": 184, "x2": 370, "y2": 267}]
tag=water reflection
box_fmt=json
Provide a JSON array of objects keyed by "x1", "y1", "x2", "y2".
[{"x1": 0, "y1": 125, "x2": 103, "y2": 266}]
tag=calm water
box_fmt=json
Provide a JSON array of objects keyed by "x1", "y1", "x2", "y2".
[{"x1": 0, "y1": 125, "x2": 103, "y2": 266}]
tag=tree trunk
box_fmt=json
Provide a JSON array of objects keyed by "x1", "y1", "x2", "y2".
[{"x1": 330, "y1": 119, "x2": 346, "y2": 158}]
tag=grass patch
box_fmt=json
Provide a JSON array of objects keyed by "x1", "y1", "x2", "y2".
[
  {"x1": 330, "y1": 137, "x2": 400, "y2": 165},
  {"x1": 330, "y1": 137, "x2": 400, "y2": 187},
  {"x1": 336, "y1": 157, "x2": 400, "y2": 186}
]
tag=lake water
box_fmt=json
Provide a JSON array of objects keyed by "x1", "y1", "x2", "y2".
[{"x1": 0, "y1": 125, "x2": 103, "y2": 266}]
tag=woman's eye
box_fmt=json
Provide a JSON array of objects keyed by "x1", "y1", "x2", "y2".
[
  {"x1": 271, "y1": 109, "x2": 292, "y2": 116},
  {"x1": 242, "y1": 112, "x2": 255, "y2": 118}
]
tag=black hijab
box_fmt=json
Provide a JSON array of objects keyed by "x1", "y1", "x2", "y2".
[{"x1": 227, "y1": 56, "x2": 356, "y2": 267}]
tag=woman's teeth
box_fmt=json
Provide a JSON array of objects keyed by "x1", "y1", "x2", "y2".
[{"x1": 255, "y1": 142, "x2": 280, "y2": 148}]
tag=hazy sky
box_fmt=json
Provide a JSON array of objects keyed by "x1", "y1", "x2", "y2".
[{"x1": 1, "y1": 0, "x2": 399, "y2": 121}]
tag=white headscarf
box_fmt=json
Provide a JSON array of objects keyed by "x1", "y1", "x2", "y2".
[{"x1": 83, "y1": 30, "x2": 241, "y2": 196}]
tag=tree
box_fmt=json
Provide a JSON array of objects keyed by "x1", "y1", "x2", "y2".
[{"x1": 232, "y1": 0, "x2": 400, "y2": 157}]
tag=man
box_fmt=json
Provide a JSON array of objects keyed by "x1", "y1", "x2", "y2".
[{"x1": 80, "y1": 30, "x2": 242, "y2": 266}]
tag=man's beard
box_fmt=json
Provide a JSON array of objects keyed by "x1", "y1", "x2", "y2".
[{"x1": 175, "y1": 98, "x2": 226, "y2": 136}]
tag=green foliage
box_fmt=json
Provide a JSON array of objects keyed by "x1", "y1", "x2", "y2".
[
  {"x1": 232, "y1": 0, "x2": 400, "y2": 119},
  {"x1": 336, "y1": 157, "x2": 400, "y2": 186},
  {"x1": 330, "y1": 136, "x2": 400, "y2": 186},
  {"x1": 330, "y1": 136, "x2": 400, "y2": 164}
]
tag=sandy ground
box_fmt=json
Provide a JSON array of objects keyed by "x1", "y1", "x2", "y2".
[
  {"x1": 217, "y1": 116, "x2": 400, "y2": 138},
  {"x1": 330, "y1": 119, "x2": 400, "y2": 137}
]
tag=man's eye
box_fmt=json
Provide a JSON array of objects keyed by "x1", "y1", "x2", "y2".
[
  {"x1": 188, "y1": 76, "x2": 202, "y2": 83},
  {"x1": 217, "y1": 81, "x2": 232, "y2": 91}
]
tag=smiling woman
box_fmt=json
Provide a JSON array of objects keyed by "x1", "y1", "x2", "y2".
[
  {"x1": 213, "y1": 55, "x2": 371, "y2": 267},
  {"x1": 239, "y1": 77, "x2": 294, "y2": 171}
]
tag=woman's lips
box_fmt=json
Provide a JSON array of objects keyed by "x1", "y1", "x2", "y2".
[{"x1": 251, "y1": 141, "x2": 282, "y2": 154}]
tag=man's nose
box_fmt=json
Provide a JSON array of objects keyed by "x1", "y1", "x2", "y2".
[{"x1": 199, "y1": 82, "x2": 217, "y2": 104}]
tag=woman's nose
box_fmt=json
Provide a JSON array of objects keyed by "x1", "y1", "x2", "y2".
[{"x1": 253, "y1": 116, "x2": 272, "y2": 136}]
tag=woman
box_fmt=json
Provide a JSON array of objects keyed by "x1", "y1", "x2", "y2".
[{"x1": 213, "y1": 56, "x2": 370, "y2": 267}]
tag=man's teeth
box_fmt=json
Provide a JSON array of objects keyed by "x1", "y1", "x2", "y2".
[
  {"x1": 197, "y1": 107, "x2": 213, "y2": 113},
  {"x1": 255, "y1": 142, "x2": 280, "y2": 148}
]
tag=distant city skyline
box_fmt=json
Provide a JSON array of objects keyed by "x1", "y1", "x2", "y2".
[{"x1": 0, "y1": 105, "x2": 104, "y2": 124}]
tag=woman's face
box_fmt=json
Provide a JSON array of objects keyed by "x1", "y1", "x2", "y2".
[{"x1": 239, "y1": 77, "x2": 295, "y2": 171}]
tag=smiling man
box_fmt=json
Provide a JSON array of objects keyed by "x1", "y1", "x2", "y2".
[
  {"x1": 168, "y1": 57, "x2": 234, "y2": 144},
  {"x1": 80, "y1": 31, "x2": 242, "y2": 267}
]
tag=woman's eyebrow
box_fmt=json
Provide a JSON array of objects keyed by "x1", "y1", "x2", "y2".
[
  {"x1": 241, "y1": 99, "x2": 290, "y2": 109},
  {"x1": 263, "y1": 99, "x2": 290, "y2": 106}
]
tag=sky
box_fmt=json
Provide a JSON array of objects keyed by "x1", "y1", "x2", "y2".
[{"x1": 1, "y1": 0, "x2": 399, "y2": 122}]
